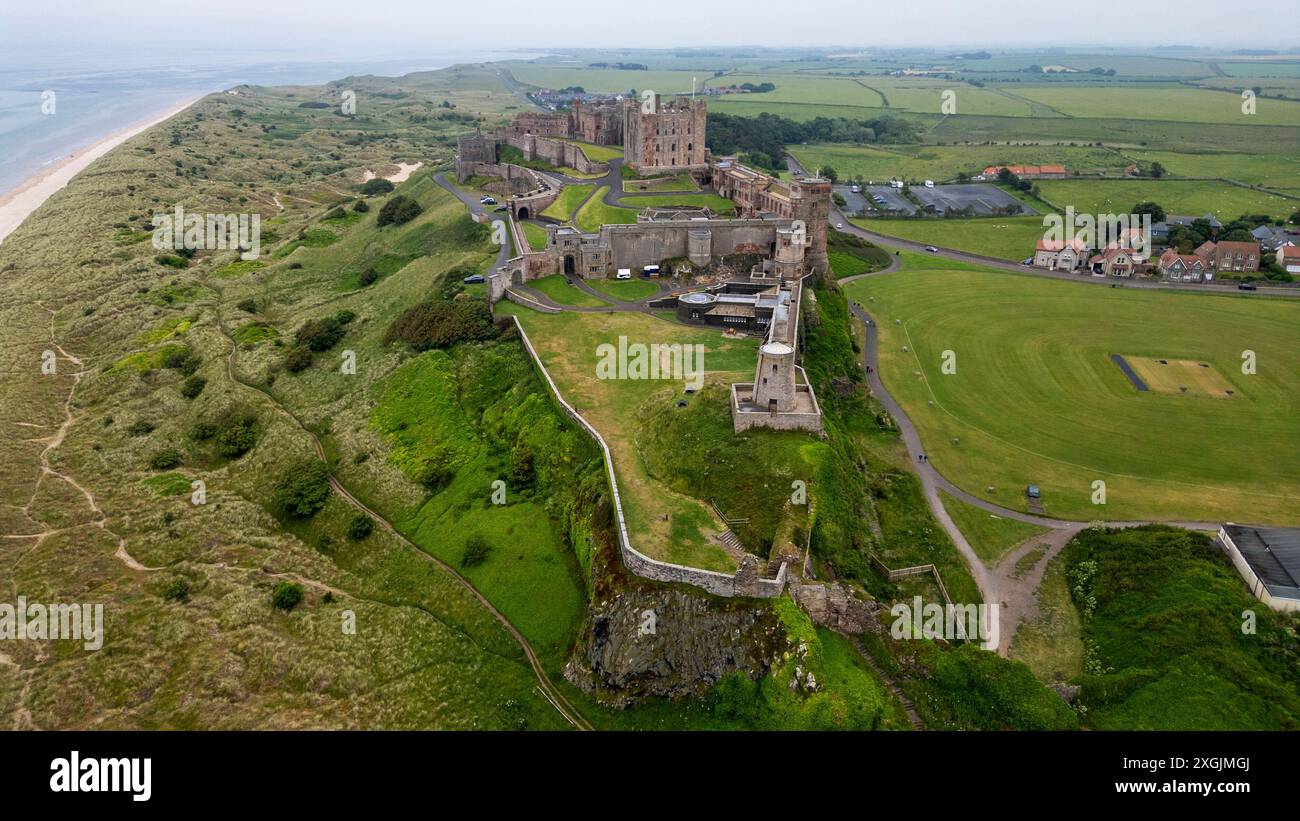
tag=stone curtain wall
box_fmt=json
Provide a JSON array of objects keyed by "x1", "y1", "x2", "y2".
[{"x1": 511, "y1": 316, "x2": 788, "y2": 598}]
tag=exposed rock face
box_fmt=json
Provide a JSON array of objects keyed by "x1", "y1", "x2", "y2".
[
  {"x1": 789, "y1": 578, "x2": 881, "y2": 635},
  {"x1": 565, "y1": 586, "x2": 789, "y2": 706}
]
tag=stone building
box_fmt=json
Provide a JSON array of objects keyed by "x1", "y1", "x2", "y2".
[
  {"x1": 710, "y1": 158, "x2": 830, "y2": 273},
  {"x1": 622, "y1": 94, "x2": 708, "y2": 173},
  {"x1": 571, "y1": 98, "x2": 623, "y2": 145},
  {"x1": 730, "y1": 277, "x2": 823, "y2": 434}
]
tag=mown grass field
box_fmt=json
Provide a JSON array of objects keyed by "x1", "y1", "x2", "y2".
[
  {"x1": 527, "y1": 273, "x2": 608, "y2": 307},
  {"x1": 575, "y1": 188, "x2": 636, "y2": 232},
  {"x1": 541, "y1": 183, "x2": 595, "y2": 222},
  {"x1": 843, "y1": 258, "x2": 1300, "y2": 523},
  {"x1": 587, "y1": 277, "x2": 659, "y2": 301},
  {"x1": 852, "y1": 216, "x2": 1045, "y2": 261}
]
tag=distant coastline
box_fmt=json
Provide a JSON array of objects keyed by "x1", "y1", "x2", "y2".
[{"x1": 0, "y1": 96, "x2": 201, "y2": 247}]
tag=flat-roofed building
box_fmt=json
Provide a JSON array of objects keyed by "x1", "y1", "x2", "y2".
[{"x1": 1218, "y1": 524, "x2": 1300, "y2": 612}]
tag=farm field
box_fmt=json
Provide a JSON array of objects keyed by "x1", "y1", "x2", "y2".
[
  {"x1": 1011, "y1": 83, "x2": 1300, "y2": 125},
  {"x1": 843, "y1": 260, "x2": 1300, "y2": 523},
  {"x1": 851, "y1": 215, "x2": 1045, "y2": 261},
  {"x1": 497, "y1": 305, "x2": 761, "y2": 571},
  {"x1": 507, "y1": 65, "x2": 703, "y2": 95},
  {"x1": 1119, "y1": 148, "x2": 1300, "y2": 192},
  {"x1": 1033, "y1": 178, "x2": 1299, "y2": 221},
  {"x1": 794, "y1": 143, "x2": 1131, "y2": 183}
]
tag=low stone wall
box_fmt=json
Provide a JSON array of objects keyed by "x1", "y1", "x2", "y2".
[
  {"x1": 506, "y1": 132, "x2": 610, "y2": 176},
  {"x1": 511, "y1": 316, "x2": 788, "y2": 599}
]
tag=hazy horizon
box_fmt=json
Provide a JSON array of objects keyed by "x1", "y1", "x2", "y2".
[{"x1": 4, "y1": 0, "x2": 1300, "y2": 53}]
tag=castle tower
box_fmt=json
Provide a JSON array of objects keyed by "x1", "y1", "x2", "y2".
[
  {"x1": 790, "y1": 177, "x2": 832, "y2": 274},
  {"x1": 773, "y1": 226, "x2": 804, "y2": 279},
  {"x1": 621, "y1": 94, "x2": 707, "y2": 173},
  {"x1": 751, "y1": 341, "x2": 797, "y2": 413}
]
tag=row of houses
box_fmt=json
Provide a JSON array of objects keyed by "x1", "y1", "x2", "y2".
[{"x1": 1034, "y1": 236, "x2": 1282, "y2": 280}]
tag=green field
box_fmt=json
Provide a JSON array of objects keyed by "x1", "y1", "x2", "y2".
[
  {"x1": 587, "y1": 277, "x2": 660, "y2": 301},
  {"x1": 557, "y1": 138, "x2": 623, "y2": 162},
  {"x1": 1012, "y1": 83, "x2": 1300, "y2": 125},
  {"x1": 622, "y1": 192, "x2": 737, "y2": 215},
  {"x1": 541, "y1": 183, "x2": 595, "y2": 222},
  {"x1": 843, "y1": 259, "x2": 1300, "y2": 523},
  {"x1": 527, "y1": 274, "x2": 609, "y2": 307},
  {"x1": 1034, "y1": 179, "x2": 1298, "y2": 221},
  {"x1": 794, "y1": 143, "x2": 1131, "y2": 184},
  {"x1": 575, "y1": 187, "x2": 637, "y2": 232},
  {"x1": 852, "y1": 216, "x2": 1045, "y2": 261},
  {"x1": 521, "y1": 221, "x2": 549, "y2": 251}
]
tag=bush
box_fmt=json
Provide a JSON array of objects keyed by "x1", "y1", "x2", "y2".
[
  {"x1": 346, "y1": 514, "x2": 375, "y2": 540},
  {"x1": 377, "y1": 195, "x2": 422, "y2": 227},
  {"x1": 272, "y1": 459, "x2": 331, "y2": 517},
  {"x1": 127, "y1": 420, "x2": 155, "y2": 437},
  {"x1": 384, "y1": 298, "x2": 497, "y2": 352},
  {"x1": 155, "y1": 254, "x2": 188, "y2": 268},
  {"x1": 284, "y1": 345, "x2": 313, "y2": 372},
  {"x1": 237, "y1": 298, "x2": 258, "y2": 313},
  {"x1": 461, "y1": 534, "x2": 492, "y2": 568},
  {"x1": 180, "y1": 375, "x2": 206, "y2": 399},
  {"x1": 162, "y1": 578, "x2": 190, "y2": 603},
  {"x1": 358, "y1": 267, "x2": 378, "y2": 286},
  {"x1": 214, "y1": 412, "x2": 258, "y2": 459},
  {"x1": 295, "y1": 314, "x2": 348, "y2": 352},
  {"x1": 353, "y1": 199, "x2": 370, "y2": 213},
  {"x1": 360, "y1": 178, "x2": 395, "y2": 196},
  {"x1": 149, "y1": 448, "x2": 182, "y2": 470},
  {"x1": 163, "y1": 347, "x2": 201, "y2": 376},
  {"x1": 271, "y1": 581, "x2": 304, "y2": 611}
]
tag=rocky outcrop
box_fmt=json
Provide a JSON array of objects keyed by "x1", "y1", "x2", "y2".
[
  {"x1": 565, "y1": 586, "x2": 790, "y2": 706},
  {"x1": 789, "y1": 578, "x2": 881, "y2": 635}
]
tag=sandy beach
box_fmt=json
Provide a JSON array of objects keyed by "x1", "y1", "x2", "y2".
[{"x1": 0, "y1": 96, "x2": 203, "y2": 248}]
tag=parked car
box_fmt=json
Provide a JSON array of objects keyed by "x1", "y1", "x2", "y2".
[
  {"x1": 493, "y1": 205, "x2": 507, "y2": 213},
  {"x1": 1022, "y1": 258, "x2": 1033, "y2": 266},
  {"x1": 835, "y1": 222, "x2": 844, "y2": 229},
  {"x1": 924, "y1": 246, "x2": 938, "y2": 253},
  {"x1": 1238, "y1": 281, "x2": 1257, "y2": 291},
  {"x1": 462, "y1": 274, "x2": 485, "y2": 284}
]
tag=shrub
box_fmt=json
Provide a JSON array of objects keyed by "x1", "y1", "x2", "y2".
[
  {"x1": 271, "y1": 581, "x2": 304, "y2": 611},
  {"x1": 155, "y1": 254, "x2": 188, "y2": 268},
  {"x1": 162, "y1": 578, "x2": 190, "y2": 603},
  {"x1": 284, "y1": 345, "x2": 312, "y2": 372},
  {"x1": 358, "y1": 267, "x2": 378, "y2": 286},
  {"x1": 377, "y1": 195, "x2": 422, "y2": 227},
  {"x1": 215, "y1": 413, "x2": 258, "y2": 459},
  {"x1": 127, "y1": 420, "x2": 155, "y2": 437},
  {"x1": 461, "y1": 534, "x2": 492, "y2": 568},
  {"x1": 384, "y1": 298, "x2": 497, "y2": 351},
  {"x1": 353, "y1": 199, "x2": 370, "y2": 213},
  {"x1": 236, "y1": 298, "x2": 258, "y2": 313},
  {"x1": 295, "y1": 315, "x2": 347, "y2": 352},
  {"x1": 346, "y1": 514, "x2": 375, "y2": 540},
  {"x1": 360, "y1": 178, "x2": 395, "y2": 196},
  {"x1": 163, "y1": 347, "x2": 201, "y2": 375},
  {"x1": 272, "y1": 459, "x2": 331, "y2": 517},
  {"x1": 180, "y1": 375, "x2": 206, "y2": 399},
  {"x1": 149, "y1": 448, "x2": 182, "y2": 470}
]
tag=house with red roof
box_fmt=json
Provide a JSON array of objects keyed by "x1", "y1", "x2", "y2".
[
  {"x1": 1033, "y1": 237, "x2": 1088, "y2": 271},
  {"x1": 1278, "y1": 243, "x2": 1300, "y2": 275},
  {"x1": 1158, "y1": 248, "x2": 1211, "y2": 282}
]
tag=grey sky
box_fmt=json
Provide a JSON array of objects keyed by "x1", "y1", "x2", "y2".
[{"x1": 4, "y1": 0, "x2": 1297, "y2": 52}]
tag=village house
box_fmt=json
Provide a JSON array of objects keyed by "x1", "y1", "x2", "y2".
[
  {"x1": 1158, "y1": 248, "x2": 1211, "y2": 282},
  {"x1": 1033, "y1": 237, "x2": 1088, "y2": 271},
  {"x1": 1251, "y1": 224, "x2": 1299, "y2": 252},
  {"x1": 1278, "y1": 243, "x2": 1300, "y2": 275},
  {"x1": 1088, "y1": 246, "x2": 1137, "y2": 277},
  {"x1": 1195, "y1": 239, "x2": 1260, "y2": 273}
]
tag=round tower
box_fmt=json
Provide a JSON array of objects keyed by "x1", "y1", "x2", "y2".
[
  {"x1": 752, "y1": 341, "x2": 797, "y2": 413},
  {"x1": 688, "y1": 229, "x2": 713, "y2": 267}
]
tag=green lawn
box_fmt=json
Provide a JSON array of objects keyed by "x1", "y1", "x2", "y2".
[
  {"x1": 587, "y1": 277, "x2": 660, "y2": 301},
  {"x1": 853, "y1": 216, "x2": 1044, "y2": 261},
  {"x1": 623, "y1": 173, "x2": 699, "y2": 193},
  {"x1": 623, "y1": 192, "x2": 737, "y2": 215},
  {"x1": 527, "y1": 274, "x2": 609, "y2": 307},
  {"x1": 541, "y1": 183, "x2": 595, "y2": 222},
  {"x1": 843, "y1": 260, "x2": 1300, "y2": 523},
  {"x1": 521, "y1": 221, "x2": 549, "y2": 251},
  {"x1": 1012, "y1": 83, "x2": 1300, "y2": 126},
  {"x1": 939, "y1": 491, "x2": 1050, "y2": 566},
  {"x1": 794, "y1": 143, "x2": 1131, "y2": 184},
  {"x1": 575, "y1": 187, "x2": 637, "y2": 232},
  {"x1": 557, "y1": 138, "x2": 623, "y2": 162}
]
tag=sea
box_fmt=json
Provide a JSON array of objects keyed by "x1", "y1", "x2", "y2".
[{"x1": 0, "y1": 45, "x2": 535, "y2": 196}]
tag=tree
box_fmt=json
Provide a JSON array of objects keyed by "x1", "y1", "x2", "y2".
[
  {"x1": 347, "y1": 514, "x2": 375, "y2": 540},
  {"x1": 353, "y1": 199, "x2": 370, "y2": 213},
  {"x1": 819, "y1": 165, "x2": 838, "y2": 184},
  {"x1": 1149, "y1": 161, "x2": 1166, "y2": 179},
  {"x1": 272, "y1": 582, "x2": 304, "y2": 611},
  {"x1": 1131, "y1": 201, "x2": 1166, "y2": 222},
  {"x1": 272, "y1": 460, "x2": 331, "y2": 518},
  {"x1": 377, "y1": 195, "x2": 422, "y2": 227},
  {"x1": 462, "y1": 535, "x2": 492, "y2": 568}
]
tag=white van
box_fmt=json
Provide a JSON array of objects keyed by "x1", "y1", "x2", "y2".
[
  {"x1": 924, "y1": 180, "x2": 935, "y2": 188},
  {"x1": 642, "y1": 264, "x2": 660, "y2": 277},
  {"x1": 617, "y1": 268, "x2": 633, "y2": 280}
]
